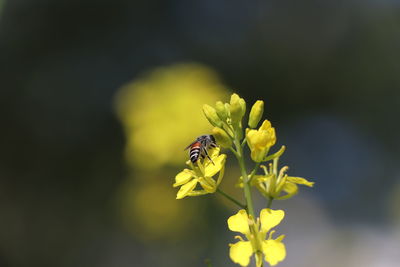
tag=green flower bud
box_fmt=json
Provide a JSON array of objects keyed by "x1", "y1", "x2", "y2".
[
  {"x1": 239, "y1": 98, "x2": 246, "y2": 117},
  {"x1": 248, "y1": 100, "x2": 264, "y2": 128},
  {"x1": 215, "y1": 101, "x2": 228, "y2": 121},
  {"x1": 212, "y1": 127, "x2": 232, "y2": 148},
  {"x1": 203, "y1": 104, "x2": 222, "y2": 127},
  {"x1": 224, "y1": 103, "x2": 231, "y2": 117},
  {"x1": 229, "y1": 93, "x2": 246, "y2": 125}
]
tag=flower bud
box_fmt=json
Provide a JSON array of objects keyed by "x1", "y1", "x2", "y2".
[
  {"x1": 248, "y1": 100, "x2": 264, "y2": 128},
  {"x1": 239, "y1": 98, "x2": 246, "y2": 117},
  {"x1": 212, "y1": 127, "x2": 232, "y2": 148},
  {"x1": 224, "y1": 103, "x2": 231, "y2": 114},
  {"x1": 203, "y1": 104, "x2": 222, "y2": 127},
  {"x1": 230, "y1": 93, "x2": 246, "y2": 125},
  {"x1": 215, "y1": 101, "x2": 228, "y2": 121}
]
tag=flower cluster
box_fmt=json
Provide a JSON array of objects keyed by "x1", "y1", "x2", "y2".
[
  {"x1": 173, "y1": 147, "x2": 226, "y2": 199},
  {"x1": 173, "y1": 93, "x2": 314, "y2": 266}
]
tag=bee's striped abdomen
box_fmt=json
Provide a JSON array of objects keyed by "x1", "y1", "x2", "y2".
[{"x1": 189, "y1": 142, "x2": 202, "y2": 163}]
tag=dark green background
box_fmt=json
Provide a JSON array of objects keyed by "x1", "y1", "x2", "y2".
[{"x1": 1, "y1": 1, "x2": 399, "y2": 267}]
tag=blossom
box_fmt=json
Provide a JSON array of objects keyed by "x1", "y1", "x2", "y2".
[
  {"x1": 173, "y1": 147, "x2": 226, "y2": 199},
  {"x1": 252, "y1": 165, "x2": 314, "y2": 200},
  {"x1": 246, "y1": 120, "x2": 276, "y2": 162},
  {"x1": 228, "y1": 209, "x2": 286, "y2": 266}
]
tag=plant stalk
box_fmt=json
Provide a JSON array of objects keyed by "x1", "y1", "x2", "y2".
[
  {"x1": 234, "y1": 137, "x2": 255, "y2": 218},
  {"x1": 216, "y1": 188, "x2": 246, "y2": 209}
]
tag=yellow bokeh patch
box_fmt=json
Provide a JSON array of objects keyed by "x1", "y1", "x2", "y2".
[{"x1": 114, "y1": 63, "x2": 230, "y2": 169}]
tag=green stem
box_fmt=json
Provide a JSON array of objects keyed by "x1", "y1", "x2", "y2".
[
  {"x1": 233, "y1": 138, "x2": 255, "y2": 218},
  {"x1": 229, "y1": 147, "x2": 240, "y2": 158},
  {"x1": 216, "y1": 189, "x2": 246, "y2": 209},
  {"x1": 267, "y1": 196, "x2": 274, "y2": 209},
  {"x1": 248, "y1": 162, "x2": 261, "y2": 183},
  {"x1": 241, "y1": 138, "x2": 247, "y2": 148}
]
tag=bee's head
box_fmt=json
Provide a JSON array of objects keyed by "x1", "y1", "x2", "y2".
[{"x1": 209, "y1": 135, "x2": 216, "y2": 143}]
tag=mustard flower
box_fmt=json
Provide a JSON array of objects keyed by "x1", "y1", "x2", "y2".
[
  {"x1": 228, "y1": 209, "x2": 286, "y2": 267},
  {"x1": 173, "y1": 147, "x2": 226, "y2": 199},
  {"x1": 246, "y1": 120, "x2": 276, "y2": 162},
  {"x1": 252, "y1": 165, "x2": 314, "y2": 200}
]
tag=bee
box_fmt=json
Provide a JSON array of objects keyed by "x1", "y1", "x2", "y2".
[{"x1": 185, "y1": 135, "x2": 217, "y2": 164}]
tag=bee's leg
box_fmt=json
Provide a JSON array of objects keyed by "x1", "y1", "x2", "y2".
[
  {"x1": 209, "y1": 142, "x2": 217, "y2": 148},
  {"x1": 202, "y1": 147, "x2": 215, "y2": 165}
]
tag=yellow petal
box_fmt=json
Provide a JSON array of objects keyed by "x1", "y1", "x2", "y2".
[
  {"x1": 250, "y1": 147, "x2": 268, "y2": 162},
  {"x1": 209, "y1": 146, "x2": 221, "y2": 157},
  {"x1": 259, "y1": 120, "x2": 272, "y2": 131},
  {"x1": 246, "y1": 129, "x2": 258, "y2": 148},
  {"x1": 227, "y1": 210, "x2": 250, "y2": 235},
  {"x1": 203, "y1": 147, "x2": 221, "y2": 167},
  {"x1": 176, "y1": 179, "x2": 198, "y2": 199},
  {"x1": 173, "y1": 169, "x2": 194, "y2": 187},
  {"x1": 229, "y1": 241, "x2": 253, "y2": 266},
  {"x1": 260, "y1": 209, "x2": 284, "y2": 233},
  {"x1": 276, "y1": 182, "x2": 298, "y2": 200},
  {"x1": 286, "y1": 176, "x2": 314, "y2": 187},
  {"x1": 262, "y1": 239, "x2": 286, "y2": 266},
  {"x1": 204, "y1": 154, "x2": 226, "y2": 177},
  {"x1": 255, "y1": 130, "x2": 271, "y2": 148}
]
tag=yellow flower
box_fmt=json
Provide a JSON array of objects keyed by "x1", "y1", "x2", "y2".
[
  {"x1": 252, "y1": 165, "x2": 314, "y2": 200},
  {"x1": 173, "y1": 147, "x2": 226, "y2": 199},
  {"x1": 246, "y1": 120, "x2": 276, "y2": 162},
  {"x1": 228, "y1": 209, "x2": 286, "y2": 267}
]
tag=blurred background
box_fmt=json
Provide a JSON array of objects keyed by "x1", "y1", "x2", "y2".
[{"x1": 1, "y1": 0, "x2": 400, "y2": 267}]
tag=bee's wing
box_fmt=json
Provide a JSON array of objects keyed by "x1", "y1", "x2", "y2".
[{"x1": 184, "y1": 140, "x2": 197, "y2": 150}]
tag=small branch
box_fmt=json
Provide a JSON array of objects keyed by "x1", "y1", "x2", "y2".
[
  {"x1": 229, "y1": 147, "x2": 240, "y2": 158},
  {"x1": 248, "y1": 162, "x2": 261, "y2": 183},
  {"x1": 217, "y1": 188, "x2": 246, "y2": 209},
  {"x1": 241, "y1": 138, "x2": 247, "y2": 148}
]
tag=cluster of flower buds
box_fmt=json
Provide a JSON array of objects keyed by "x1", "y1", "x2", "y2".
[{"x1": 203, "y1": 93, "x2": 246, "y2": 146}]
